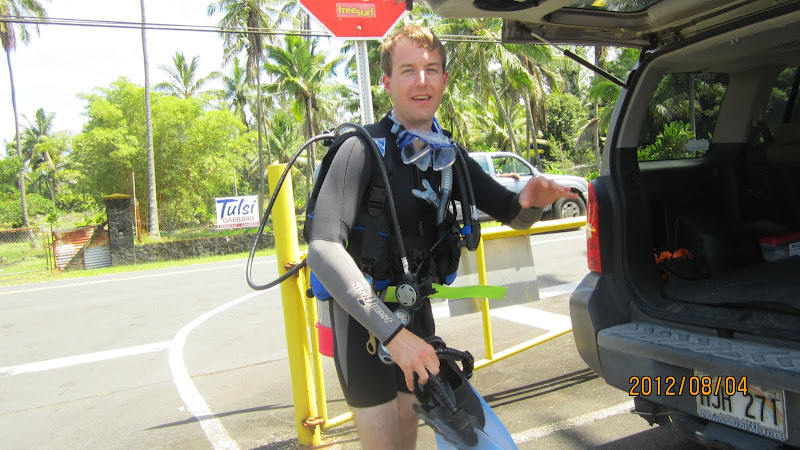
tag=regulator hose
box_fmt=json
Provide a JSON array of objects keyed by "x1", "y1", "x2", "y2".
[
  {"x1": 245, "y1": 133, "x2": 332, "y2": 290},
  {"x1": 246, "y1": 122, "x2": 411, "y2": 290},
  {"x1": 453, "y1": 148, "x2": 481, "y2": 251}
]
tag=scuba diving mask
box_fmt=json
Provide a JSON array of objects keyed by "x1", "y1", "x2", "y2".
[{"x1": 398, "y1": 128, "x2": 457, "y2": 171}]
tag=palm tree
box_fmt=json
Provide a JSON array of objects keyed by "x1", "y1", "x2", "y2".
[
  {"x1": 140, "y1": 0, "x2": 159, "y2": 237},
  {"x1": 438, "y1": 18, "x2": 539, "y2": 155},
  {"x1": 266, "y1": 109, "x2": 304, "y2": 164},
  {"x1": 155, "y1": 52, "x2": 220, "y2": 99},
  {"x1": 465, "y1": 92, "x2": 526, "y2": 152},
  {"x1": 208, "y1": 0, "x2": 283, "y2": 214},
  {"x1": 340, "y1": 39, "x2": 387, "y2": 120},
  {"x1": 510, "y1": 43, "x2": 556, "y2": 169},
  {"x1": 263, "y1": 34, "x2": 344, "y2": 194},
  {"x1": 1, "y1": 0, "x2": 46, "y2": 231},
  {"x1": 220, "y1": 56, "x2": 250, "y2": 128},
  {"x1": 21, "y1": 107, "x2": 61, "y2": 203}
]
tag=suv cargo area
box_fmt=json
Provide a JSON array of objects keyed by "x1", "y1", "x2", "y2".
[
  {"x1": 570, "y1": 5, "x2": 800, "y2": 448},
  {"x1": 424, "y1": 0, "x2": 800, "y2": 446}
]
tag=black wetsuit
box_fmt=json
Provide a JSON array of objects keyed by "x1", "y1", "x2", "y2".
[{"x1": 306, "y1": 115, "x2": 543, "y2": 407}]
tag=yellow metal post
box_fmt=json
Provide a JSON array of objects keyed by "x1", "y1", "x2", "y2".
[
  {"x1": 475, "y1": 236, "x2": 494, "y2": 360},
  {"x1": 302, "y1": 260, "x2": 329, "y2": 424},
  {"x1": 268, "y1": 164, "x2": 320, "y2": 446}
]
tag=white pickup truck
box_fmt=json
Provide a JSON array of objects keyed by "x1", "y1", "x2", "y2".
[{"x1": 468, "y1": 151, "x2": 588, "y2": 220}]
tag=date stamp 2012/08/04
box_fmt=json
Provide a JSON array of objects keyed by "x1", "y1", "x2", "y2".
[{"x1": 629, "y1": 375, "x2": 748, "y2": 397}]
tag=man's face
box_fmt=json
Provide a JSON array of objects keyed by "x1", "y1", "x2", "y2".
[{"x1": 382, "y1": 38, "x2": 448, "y2": 131}]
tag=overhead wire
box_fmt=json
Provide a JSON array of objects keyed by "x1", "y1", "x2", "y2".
[{"x1": 0, "y1": 15, "x2": 501, "y2": 43}]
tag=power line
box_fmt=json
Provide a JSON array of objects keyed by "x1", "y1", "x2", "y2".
[
  {"x1": 0, "y1": 15, "x2": 501, "y2": 43},
  {"x1": 0, "y1": 15, "x2": 329, "y2": 37}
]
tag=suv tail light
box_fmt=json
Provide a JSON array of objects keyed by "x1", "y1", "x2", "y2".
[{"x1": 586, "y1": 181, "x2": 602, "y2": 273}]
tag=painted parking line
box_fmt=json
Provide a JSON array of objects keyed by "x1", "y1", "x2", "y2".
[
  {"x1": 512, "y1": 400, "x2": 635, "y2": 443},
  {"x1": 2, "y1": 288, "x2": 273, "y2": 450},
  {"x1": 532, "y1": 235, "x2": 584, "y2": 245},
  {"x1": 167, "y1": 289, "x2": 275, "y2": 450},
  {"x1": 0, "y1": 341, "x2": 171, "y2": 376},
  {"x1": 0, "y1": 258, "x2": 275, "y2": 296},
  {"x1": 432, "y1": 281, "x2": 579, "y2": 321},
  {"x1": 490, "y1": 305, "x2": 571, "y2": 331},
  {"x1": 539, "y1": 281, "x2": 580, "y2": 299}
]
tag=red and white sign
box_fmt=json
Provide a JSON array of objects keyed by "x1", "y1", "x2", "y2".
[{"x1": 299, "y1": 0, "x2": 407, "y2": 39}]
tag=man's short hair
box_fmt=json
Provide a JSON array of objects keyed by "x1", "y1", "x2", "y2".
[{"x1": 380, "y1": 24, "x2": 447, "y2": 76}]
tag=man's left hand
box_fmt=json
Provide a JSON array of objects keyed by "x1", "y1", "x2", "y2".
[{"x1": 518, "y1": 176, "x2": 579, "y2": 209}]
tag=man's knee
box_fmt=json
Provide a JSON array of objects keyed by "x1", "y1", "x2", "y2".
[{"x1": 352, "y1": 398, "x2": 401, "y2": 448}]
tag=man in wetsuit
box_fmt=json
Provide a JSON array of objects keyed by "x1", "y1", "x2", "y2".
[{"x1": 306, "y1": 24, "x2": 577, "y2": 449}]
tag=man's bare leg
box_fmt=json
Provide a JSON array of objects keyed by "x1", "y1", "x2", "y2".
[
  {"x1": 352, "y1": 399, "x2": 401, "y2": 449},
  {"x1": 397, "y1": 392, "x2": 420, "y2": 450},
  {"x1": 352, "y1": 394, "x2": 419, "y2": 449}
]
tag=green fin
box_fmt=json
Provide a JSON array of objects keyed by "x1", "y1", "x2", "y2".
[{"x1": 430, "y1": 284, "x2": 507, "y2": 300}]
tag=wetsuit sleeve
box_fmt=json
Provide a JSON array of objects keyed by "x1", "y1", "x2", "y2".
[
  {"x1": 306, "y1": 136, "x2": 403, "y2": 345},
  {"x1": 461, "y1": 148, "x2": 544, "y2": 229}
]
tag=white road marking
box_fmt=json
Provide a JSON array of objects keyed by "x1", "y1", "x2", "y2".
[
  {"x1": 0, "y1": 341, "x2": 171, "y2": 376},
  {"x1": 168, "y1": 288, "x2": 275, "y2": 450},
  {"x1": 531, "y1": 235, "x2": 584, "y2": 245},
  {"x1": 0, "y1": 259, "x2": 274, "y2": 296},
  {"x1": 512, "y1": 401, "x2": 635, "y2": 443},
  {"x1": 539, "y1": 281, "x2": 580, "y2": 299},
  {"x1": 432, "y1": 281, "x2": 579, "y2": 321},
  {"x1": 490, "y1": 305, "x2": 572, "y2": 331}
]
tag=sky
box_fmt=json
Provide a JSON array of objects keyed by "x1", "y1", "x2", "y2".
[{"x1": 0, "y1": 0, "x2": 348, "y2": 146}]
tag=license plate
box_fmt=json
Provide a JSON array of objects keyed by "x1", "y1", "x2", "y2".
[{"x1": 696, "y1": 372, "x2": 788, "y2": 441}]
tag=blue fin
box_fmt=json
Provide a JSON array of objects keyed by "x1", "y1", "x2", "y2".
[{"x1": 413, "y1": 337, "x2": 518, "y2": 449}]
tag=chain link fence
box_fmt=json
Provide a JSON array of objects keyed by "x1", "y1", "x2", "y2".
[{"x1": 0, "y1": 226, "x2": 53, "y2": 279}]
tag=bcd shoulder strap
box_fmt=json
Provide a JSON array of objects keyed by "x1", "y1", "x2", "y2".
[{"x1": 303, "y1": 122, "x2": 395, "y2": 254}]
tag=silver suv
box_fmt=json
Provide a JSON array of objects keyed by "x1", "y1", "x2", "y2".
[
  {"x1": 429, "y1": 0, "x2": 800, "y2": 447},
  {"x1": 469, "y1": 151, "x2": 588, "y2": 220}
]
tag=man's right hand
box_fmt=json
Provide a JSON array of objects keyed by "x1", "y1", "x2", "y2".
[{"x1": 385, "y1": 328, "x2": 440, "y2": 391}]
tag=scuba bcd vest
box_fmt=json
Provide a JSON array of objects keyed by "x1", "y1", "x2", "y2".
[{"x1": 305, "y1": 115, "x2": 480, "y2": 302}]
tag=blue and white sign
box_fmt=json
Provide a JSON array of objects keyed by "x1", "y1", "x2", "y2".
[{"x1": 215, "y1": 195, "x2": 259, "y2": 229}]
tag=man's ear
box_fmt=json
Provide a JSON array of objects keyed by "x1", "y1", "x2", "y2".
[
  {"x1": 382, "y1": 73, "x2": 392, "y2": 96},
  {"x1": 444, "y1": 71, "x2": 449, "y2": 85}
]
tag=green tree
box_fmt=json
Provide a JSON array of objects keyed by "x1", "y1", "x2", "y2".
[
  {"x1": 208, "y1": 0, "x2": 283, "y2": 214},
  {"x1": 1, "y1": 0, "x2": 47, "y2": 231},
  {"x1": 263, "y1": 34, "x2": 345, "y2": 193},
  {"x1": 511, "y1": 44, "x2": 556, "y2": 170},
  {"x1": 21, "y1": 108, "x2": 67, "y2": 204},
  {"x1": 155, "y1": 52, "x2": 220, "y2": 99},
  {"x1": 265, "y1": 109, "x2": 303, "y2": 164},
  {"x1": 637, "y1": 121, "x2": 694, "y2": 161},
  {"x1": 140, "y1": 0, "x2": 159, "y2": 236},
  {"x1": 464, "y1": 93, "x2": 525, "y2": 153},
  {"x1": 220, "y1": 56, "x2": 250, "y2": 128},
  {"x1": 73, "y1": 78, "x2": 253, "y2": 231},
  {"x1": 439, "y1": 18, "x2": 542, "y2": 155},
  {"x1": 545, "y1": 92, "x2": 587, "y2": 164}
]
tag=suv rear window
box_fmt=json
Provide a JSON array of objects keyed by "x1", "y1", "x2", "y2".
[
  {"x1": 637, "y1": 72, "x2": 729, "y2": 161},
  {"x1": 568, "y1": 0, "x2": 662, "y2": 13},
  {"x1": 765, "y1": 67, "x2": 800, "y2": 129}
]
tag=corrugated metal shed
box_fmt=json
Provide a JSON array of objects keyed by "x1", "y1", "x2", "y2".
[
  {"x1": 53, "y1": 226, "x2": 94, "y2": 270},
  {"x1": 84, "y1": 230, "x2": 111, "y2": 269}
]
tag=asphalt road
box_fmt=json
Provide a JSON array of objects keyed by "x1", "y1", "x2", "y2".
[{"x1": 0, "y1": 228, "x2": 705, "y2": 449}]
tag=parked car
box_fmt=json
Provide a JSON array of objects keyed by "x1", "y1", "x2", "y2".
[
  {"x1": 428, "y1": 0, "x2": 800, "y2": 447},
  {"x1": 469, "y1": 151, "x2": 588, "y2": 220}
]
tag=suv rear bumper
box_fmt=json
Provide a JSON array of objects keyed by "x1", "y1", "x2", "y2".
[{"x1": 571, "y1": 273, "x2": 800, "y2": 446}]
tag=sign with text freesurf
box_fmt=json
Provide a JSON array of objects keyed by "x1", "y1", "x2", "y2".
[
  {"x1": 299, "y1": 0, "x2": 407, "y2": 39},
  {"x1": 215, "y1": 196, "x2": 259, "y2": 229}
]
